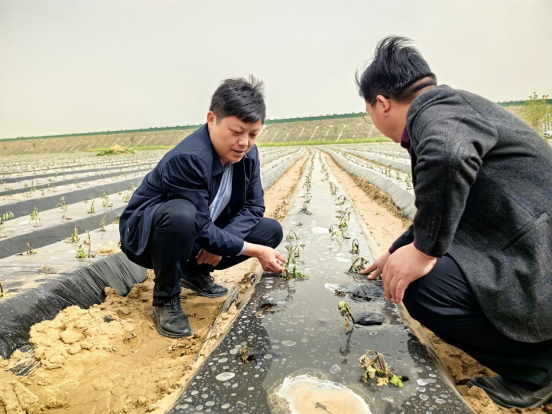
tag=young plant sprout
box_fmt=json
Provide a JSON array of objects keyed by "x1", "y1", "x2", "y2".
[
  {"x1": 101, "y1": 191, "x2": 113, "y2": 209},
  {"x1": 1, "y1": 211, "x2": 14, "y2": 222},
  {"x1": 337, "y1": 195, "x2": 346, "y2": 205},
  {"x1": 122, "y1": 192, "x2": 131, "y2": 202},
  {"x1": 358, "y1": 350, "x2": 407, "y2": 388},
  {"x1": 29, "y1": 206, "x2": 41, "y2": 227},
  {"x1": 280, "y1": 244, "x2": 308, "y2": 280},
  {"x1": 76, "y1": 244, "x2": 86, "y2": 259},
  {"x1": 56, "y1": 196, "x2": 71, "y2": 220},
  {"x1": 87, "y1": 200, "x2": 95, "y2": 215},
  {"x1": 348, "y1": 257, "x2": 369, "y2": 274},
  {"x1": 0, "y1": 281, "x2": 4, "y2": 298},
  {"x1": 338, "y1": 301, "x2": 355, "y2": 333},
  {"x1": 351, "y1": 239, "x2": 360, "y2": 255},
  {"x1": 100, "y1": 215, "x2": 106, "y2": 231}
]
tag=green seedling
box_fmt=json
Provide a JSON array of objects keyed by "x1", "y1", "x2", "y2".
[
  {"x1": 1, "y1": 211, "x2": 14, "y2": 222},
  {"x1": 329, "y1": 224, "x2": 343, "y2": 238},
  {"x1": 87, "y1": 200, "x2": 95, "y2": 215},
  {"x1": 122, "y1": 192, "x2": 131, "y2": 202},
  {"x1": 348, "y1": 257, "x2": 369, "y2": 274},
  {"x1": 280, "y1": 244, "x2": 308, "y2": 280},
  {"x1": 100, "y1": 216, "x2": 106, "y2": 231},
  {"x1": 29, "y1": 206, "x2": 41, "y2": 227},
  {"x1": 351, "y1": 239, "x2": 360, "y2": 255},
  {"x1": 0, "y1": 281, "x2": 4, "y2": 298},
  {"x1": 358, "y1": 350, "x2": 407, "y2": 388},
  {"x1": 76, "y1": 244, "x2": 86, "y2": 259},
  {"x1": 338, "y1": 301, "x2": 355, "y2": 333}
]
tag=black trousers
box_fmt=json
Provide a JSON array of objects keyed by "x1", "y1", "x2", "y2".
[
  {"x1": 403, "y1": 254, "x2": 552, "y2": 390},
  {"x1": 125, "y1": 199, "x2": 283, "y2": 306}
]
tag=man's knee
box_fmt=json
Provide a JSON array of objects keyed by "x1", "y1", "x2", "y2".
[
  {"x1": 154, "y1": 199, "x2": 197, "y2": 235},
  {"x1": 263, "y1": 218, "x2": 283, "y2": 248}
]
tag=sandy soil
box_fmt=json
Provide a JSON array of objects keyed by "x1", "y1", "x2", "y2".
[
  {"x1": 325, "y1": 153, "x2": 552, "y2": 414},
  {"x1": 0, "y1": 151, "x2": 309, "y2": 414}
]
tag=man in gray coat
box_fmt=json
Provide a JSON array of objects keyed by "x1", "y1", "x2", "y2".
[{"x1": 358, "y1": 36, "x2": 552, "y2": 409}]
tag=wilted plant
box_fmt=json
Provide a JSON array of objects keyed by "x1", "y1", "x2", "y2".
[
  {"x1": 100, "y1": 216, "x2": 106, "y2": 231},
  {"x1": 358, "y1": 350, "x2": 406, "y2": 388},
  {"x1": 56, "y1": 196, "x2": 71, "y2": 220},
  {"x1": 83, "y1": 231, "x2": 95, "y2": 258},
  {"x1": 336, "y1": 195, "x2": 346, "y2": 205},
  {"x1": 280, "y1": 244, "x2": 308, "y2": 280},
  {"x1": 351, "y1": 239, "x2": 360, "y2": 255},
  {"x1": 348, "y1": 257, "x2": 369, "y2": 274},
  {"x1": 0, "y1": 281, "x2": 4, "y2": 297},
  {"x1": 87, "y1": 200, "x2": 95, "y2": 215},
  {"x1": 67, "y1": 226, "x2": 79, "y2": 243},
  {"x1": 26, "y1": 242, "x2": 36, "y2": 255},
  {"x1": 338, "y1": 301, "x2": 355, "y2": 333},
  {"x1": 38, "y1": 265, "x2": 53, "y2": 274},
  {"x1": 238, "y1": 345, "x2": 255, "y2": 363}
]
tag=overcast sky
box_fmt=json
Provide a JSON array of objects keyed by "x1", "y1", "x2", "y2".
[{"x1": 1, "y1": 0, "x2": 551, "y2": 139}]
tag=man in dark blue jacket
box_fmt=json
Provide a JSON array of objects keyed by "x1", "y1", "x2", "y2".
[{"x1": 119, "y1": 77, "x2": 285, "y2": 339}]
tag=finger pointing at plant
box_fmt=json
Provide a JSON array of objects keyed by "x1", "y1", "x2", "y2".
[{"x1": 360, "y1": 250, "x2": 391, "y2": 279}]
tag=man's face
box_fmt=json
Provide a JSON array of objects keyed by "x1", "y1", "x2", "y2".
[
  {"x1": 365, "y1": 96, "x2": 407, "y2": 143},
  {"x1": 207, "y1": 113, "x2": 263, "y2": 165}
]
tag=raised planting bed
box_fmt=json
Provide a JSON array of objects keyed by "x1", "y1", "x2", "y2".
[{"x1": 168, "y1": 150, "x2": 473, "y2": 414}]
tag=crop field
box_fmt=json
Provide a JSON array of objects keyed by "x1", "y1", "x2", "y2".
[{"x1": 0, "y1": 141, "x2": 549, "y2": 414}]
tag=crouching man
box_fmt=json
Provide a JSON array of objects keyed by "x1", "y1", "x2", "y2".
[
  {"x1": 119, "y1": 77, "x2": 285, "y2": 339},
  {"x1": 358, "y1": 37, "x2": 552, "y2": 409}
]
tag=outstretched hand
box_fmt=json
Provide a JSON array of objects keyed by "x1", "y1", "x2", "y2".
[{"x1": 361, "y1": 243, "x2": 437, "y2": 303}]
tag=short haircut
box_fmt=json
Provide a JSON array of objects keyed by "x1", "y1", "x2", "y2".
[
  {"x1": 356, "y1": 36, "x2": 437, "y2": 104},
  {"x1": 210, "y1": 76, "x2": 266, "y2": 124}
]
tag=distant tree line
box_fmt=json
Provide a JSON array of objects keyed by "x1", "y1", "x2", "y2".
[{"x1": 2, "y1": 99, "x2": 550, "y2": 142}]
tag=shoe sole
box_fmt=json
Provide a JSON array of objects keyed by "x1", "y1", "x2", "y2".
[
  {"x1": 150, "y1": 311, "x2": 193, "y2": 339},
  {"x1": 468, "y1": 380, "x2": 552, "y2": 409},
  {"x1": 180, "y1": 279, "x2": 228, "y2": 298}
]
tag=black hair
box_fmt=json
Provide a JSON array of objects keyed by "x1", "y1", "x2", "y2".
[
  {"x1": 356, "y1": 36, "x2": 437, "y2": 104},
  {"x1": 210, "y1": 76, "x2": 266, "y2": 124}
]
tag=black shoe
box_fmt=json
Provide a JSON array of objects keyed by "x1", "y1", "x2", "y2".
[
  {"x1": 180, "y1": 265, "x2": 228, "y2": 298},
  {"x1": 468, "y1": 376, "x2": 552, "y2": 409},
  {"x1": 150, "y1": 296, "x2": 193, "y2": 338}
]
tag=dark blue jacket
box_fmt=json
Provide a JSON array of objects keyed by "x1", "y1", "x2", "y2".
[{"x1": 119, "y1": 124, "x2": 265, "y2": 257}]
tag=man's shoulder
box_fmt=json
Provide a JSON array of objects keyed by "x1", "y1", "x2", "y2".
[{"x1": 163, "y1": 125, "x2": 213, "y2": 168}]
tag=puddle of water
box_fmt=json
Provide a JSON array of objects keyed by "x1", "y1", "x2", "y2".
[{"x1": 275, "y1": 374, "x2": 372, "y2": 414}]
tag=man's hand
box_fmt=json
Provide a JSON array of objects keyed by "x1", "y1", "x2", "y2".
[
  {"x1": 382, "y1": 243, "x2": 437, "y2": 303},
  {"x1": 360, "y1": 250, "x2": 391, "y2": 279},
  {"x1": 196, "y1": 249, "x2": 222, "y2": 267},
  {"x1": 258, "y1": 246, "x2": 286, "y2": 274}
]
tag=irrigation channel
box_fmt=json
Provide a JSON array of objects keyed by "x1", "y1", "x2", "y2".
[
  {"x1": 0, "y1": 147, "x2": 305, "y2": 361},
  {"x1": 169, "y1": 150, "x2": 473, "y2": 414}
]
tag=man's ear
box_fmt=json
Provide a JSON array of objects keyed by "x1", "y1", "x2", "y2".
[
  {"x1": 380, "y1": 96, "x2": 392, "y2": 118},
  {"x1": 207, "y1": 111, "x2": 216, "y2": 124}
]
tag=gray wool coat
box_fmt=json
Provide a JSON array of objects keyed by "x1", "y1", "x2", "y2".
[{"x1": 392, "y1": 85, "x2": 552, "y2": 343}]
